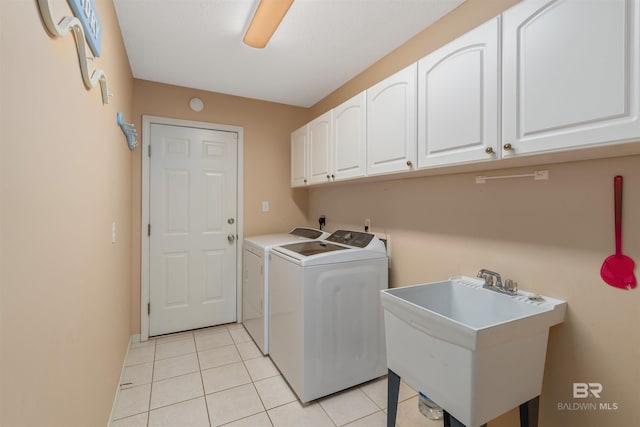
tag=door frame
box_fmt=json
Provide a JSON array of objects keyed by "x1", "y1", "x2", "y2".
[{"x1": 140, "y1": 115, "x2": 244, "y2": 341}]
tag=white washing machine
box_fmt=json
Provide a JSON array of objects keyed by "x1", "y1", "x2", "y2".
[
  {"x1": 243, "y1": 227, "x2": 329, "y2": 355},
  {"x1": 268, "y1": 230, "x2": 388, "y2": 403}
]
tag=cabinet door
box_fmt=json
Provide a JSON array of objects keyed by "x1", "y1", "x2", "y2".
[
  {"x1": 367, "y1": 64, "x2": 417, "y2": 176},
  {"x1": 418, "y1": 17, "x2": 499, "y2": 169},
  {"x1": 290, "y1": 125, "x2": 308, "y2": 187},
  {"x1": 333, "y1": 91, "x2": 367, "y2": 181},
  {"x1": 308, "y1": 110, "x2": 333, "y2": 184},
  {"x1": 502, "y1": 0, "x2": 640, "y2": 157}
]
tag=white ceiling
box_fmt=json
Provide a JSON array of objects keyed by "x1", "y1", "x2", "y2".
[{"x1": 113, "y1": 0, "x2": 465, "y2": 108}]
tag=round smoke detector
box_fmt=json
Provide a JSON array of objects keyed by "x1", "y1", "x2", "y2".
[{"x1": 189, "y1": 97, "x2": 204, "y2": 112}]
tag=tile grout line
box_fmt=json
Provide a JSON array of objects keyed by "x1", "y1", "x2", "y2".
[
  {"x1": 117, "y1": 325, "x2": 412, "y2": 427},
  {"x1": 146, "y1": 337, "x2": 157, "y2": 427},
  {"x1": 148, "y1": 333, "x2": 212, "y2": 423},
  {"x1": 193, "y1": 331, "x2": 213, "y2": 427},
  {"x1": 234, "y1": 326, "x2": 273, "y2": 426}
]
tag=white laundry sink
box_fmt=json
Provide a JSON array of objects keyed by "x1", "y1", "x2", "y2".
[{"x1": 381, "y1": 276, "x2": 566, "y2": 427}]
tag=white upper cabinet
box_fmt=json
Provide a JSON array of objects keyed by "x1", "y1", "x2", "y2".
[
  {"x1": 290, "y1": 125, "x2": 309, "y2": 187},
  {"x1": 290, "y1": 93, "x2": 366, "y2": 187},
  {"x1": 367, "y1": 64, "x2": 417, "y2": 176},
  {"x1": 417, "y1": 17, "x2": 500, "y2": 169},
  {"x1": 292, "y1": 0, "x2": 640, "y2": 187},
  {"x1": 308, "y1": 110, "x2": 333, "y2": 185},
  {"x1": 333, "y1": 92, "x2": 367, "y2": 181},
  {"x1": 502, "y1": 0, "x2": 640, "y2": 157}
]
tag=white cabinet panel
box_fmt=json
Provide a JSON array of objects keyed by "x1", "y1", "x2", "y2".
[
  {"x1": 290, "y1": 125, "x2": 308, "y2": 187},
  {"x1": 333, "y1": 91, "x2": 367, "y2": 181},
  {"x1": 290, "y1": 93, "x2": 366, "y2": 187},
  {"x1": 308, "y1": 110, "x2": 333, "y2": 185},
  {"x1": 367, "y1": 64, "x2": 417, "y2": 176},
  {"x1": 502, "y1": 0, "x2": 640, "y2": 156},
  {"x1": 418, "y1": 17, "x2": 500, "y2": 168}
]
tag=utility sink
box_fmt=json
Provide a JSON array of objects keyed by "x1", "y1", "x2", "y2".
[{"x1": 381, "y1": 276, "x2": 566, "y2": 427}]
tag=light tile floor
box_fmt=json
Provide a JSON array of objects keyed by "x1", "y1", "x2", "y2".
[{"x1": 110, "y1": 323, "x2": 443, "y2": 427}]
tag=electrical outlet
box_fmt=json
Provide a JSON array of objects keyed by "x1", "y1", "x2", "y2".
[
  {"x1": 365, "y1": 218, "x2": 371, "y2": 231},
  {"x1": 112, "y1": 222, "x2": 117, "y2": 244}
]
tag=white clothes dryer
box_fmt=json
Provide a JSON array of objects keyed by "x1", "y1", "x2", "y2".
[
  {"x1": 242, "y1": 227, "x2": 329, "y2": 354},
  {"x1": 269, "y1": 230, "x2": 388, "y2": 403}
]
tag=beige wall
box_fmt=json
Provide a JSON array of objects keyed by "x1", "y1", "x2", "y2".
[
  {"x1": 308, "y1": 157, "x2": 640, "y2": 426},
  {"x1": 130, "y1": 80, "x2": 310, "y2": 334},
  {"x1": 2, "y1": 0, "x2": 638, "y2": 426},
  {"x1": 1, "y1": 0, "x2": 134, "y2": 426},
  {"x1": 306, "y1": 0, "x2": 640, "y2": 426}
]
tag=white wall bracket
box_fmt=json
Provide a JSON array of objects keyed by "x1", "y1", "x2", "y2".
[
  {"x1": 475, "y1": 170, "x2": 549, "y2": 184},
  {"x1": 117, "y1": 112, "x2": 138, "y2": 150}
]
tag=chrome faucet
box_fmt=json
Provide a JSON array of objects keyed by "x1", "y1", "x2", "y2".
[
  {"x1": 477, "y1": 269, "x2": 518, "y2": 295},
  {"x1": 478, "y1": 269, "x2": 502, "y2": 288}
]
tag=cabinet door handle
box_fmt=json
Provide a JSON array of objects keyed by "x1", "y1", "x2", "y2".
[
  {"x1": 326, "y1": 174, "x2": 331, "y2": 179},
  {"x1": 503, "y1": 143, "x2": 513, "y2": 151},
  {"x1": 406, "y1": 160, "x2": 413, "y2": 167},
  {"x1": 331, "y1": 174, "x2": 335, "y2": 180},
  {"x1": 485, "y1": 147, "x2": 494, "y2": 155},
  {"x1": 227, "y1": 234, "x2": 236, "y2": 243}
]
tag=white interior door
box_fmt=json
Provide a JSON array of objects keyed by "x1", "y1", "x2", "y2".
[{"x1": 149, "y1": 123, "x2": 238, "y2": 336}]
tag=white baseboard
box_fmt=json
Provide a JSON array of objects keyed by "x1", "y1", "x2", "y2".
[{"x1": 107, "y1": 335, "x2": 138, "y2": 426}]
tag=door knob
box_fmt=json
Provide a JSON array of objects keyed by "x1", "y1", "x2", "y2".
[{"x1": 228, "y1": 234, "x2": 236, "y2": 243}]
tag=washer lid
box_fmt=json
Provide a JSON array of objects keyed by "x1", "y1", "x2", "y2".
[
  {"x1": 244, "y1": 227, "x2": 328, "y2": 251},
  {"x1": 289, "y1": 227, "x2": 326, "y2": 239},
  {"x1": 277, "y1": 241, "x2": 348, "y2": 257},
  {"x1": 326, "y1": 230, "x2": 375, "y2": 248},
  {"x1": 271, "y1": 230, "x2": 387, "y2": 266}
]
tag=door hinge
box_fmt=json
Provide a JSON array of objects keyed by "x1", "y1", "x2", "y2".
[
  {"x1": 147, "y1": 303, "x2": 150, "y2": 315},
  {"x1": 147, "y1": 224, "x2": 151, "y2": 236},
  {"x1": 148, "y1": 145, "x2": 151, "y2": 157}
]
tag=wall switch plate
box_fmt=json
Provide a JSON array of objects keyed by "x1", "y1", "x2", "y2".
[
  {"x1": 262, "y1": 201, "x2": 269, "y2": 212},
  {"x1": 112, "y1": 222, "x2": 117, "y2": 244}
]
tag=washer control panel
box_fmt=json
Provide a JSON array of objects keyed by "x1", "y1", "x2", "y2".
[{"x1": 326, "y1": 230, "x2": 374, "y2": 248}]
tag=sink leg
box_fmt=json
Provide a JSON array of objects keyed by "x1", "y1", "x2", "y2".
[
  {"x1": 440, "y1": 395, "x2": 538, "y2": 427},
  {"x1": 443, "y1": 411, "x2": 453, "y2": 427},
  {"x1": 443, "y1": 411, "x2": 483, "y2": 427},
  {"x1": 387, "y1": 369, "x2": 400, "y2": 427},
  {"x1": 519, "y1": 396, "x2": 540, "y2": 427}
]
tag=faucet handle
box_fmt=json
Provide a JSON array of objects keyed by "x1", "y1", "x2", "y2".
[
  {"x1": 504, "y1": 279, "x2": 518, "y2": 293},
  {"x1": 482, "y1": 274, "x2": 494, "y2": 285},
  {"x1": 477, "y1": 269, "x2": 502, "y2": 287}
]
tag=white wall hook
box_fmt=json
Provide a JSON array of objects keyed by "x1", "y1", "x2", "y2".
[{"x1": 117, "y1": 112, "x2": 138, "y2": 150}]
